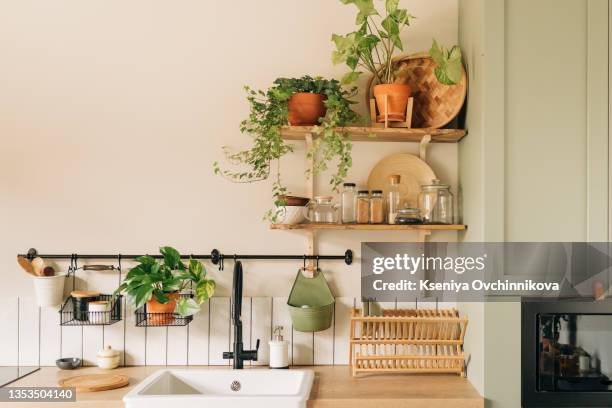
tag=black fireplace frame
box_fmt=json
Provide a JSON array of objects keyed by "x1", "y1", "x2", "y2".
[{"x1": 522, "y1": 298, "x2": 612, "y2": 408}]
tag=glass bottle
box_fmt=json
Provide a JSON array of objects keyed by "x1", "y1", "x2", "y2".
[
  {"x1": 369, "y1": 190, "x2": 384, "y2": 224},
  {"x1": 341, "y1": 183, "x2": 356, "y2": 224},
  {"x1": 387, "y1": 175, "x2": 401, "y2": 224},
  {"x1": 418, "y1": 179, "x2": 454, "y2": 224},
  {"x1": 356, "y1": 190, "x2": 370, "y2": 224}
]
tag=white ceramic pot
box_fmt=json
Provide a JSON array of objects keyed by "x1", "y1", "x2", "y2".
[
  {"x1": 276, "y1": 205, "x2": 307, "y2": 225},
  {"x1": 97, "y1": 345, "x2": 120, "y2": 369},
  {"x1": 32, "y1": 273, "x2": 66, "y2": 307}
]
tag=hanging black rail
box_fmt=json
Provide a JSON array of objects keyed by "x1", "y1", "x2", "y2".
[{"x1": 19, "y1": 248, "x2": 353, "y2": 268}]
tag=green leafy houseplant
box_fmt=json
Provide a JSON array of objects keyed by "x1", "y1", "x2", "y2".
[
  {"x1": 114, "y1": 246, "x2": 215, "y2": 317},
  {"x1": 213, "y1": 76, "x2": 360, "y2": 221},
  {"x1": 332, "y1": 0, "x2": 462, "y2": 86}
]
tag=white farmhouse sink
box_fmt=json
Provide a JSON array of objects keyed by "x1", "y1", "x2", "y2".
[{"x1": 123, "y1": 369, "x2": 314, "y2": 408}]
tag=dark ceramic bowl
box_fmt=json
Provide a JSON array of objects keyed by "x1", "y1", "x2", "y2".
[{"x1": 56, "y1": 357, "x2": 81, "y2": 370}]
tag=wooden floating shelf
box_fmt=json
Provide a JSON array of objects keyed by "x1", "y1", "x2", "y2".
[
  {"x1": 279, "y1": 126, "x2": 466, "y2": 143},
  {"x1": 270, "y1": 223, "x2": 467, "y2": 231}
]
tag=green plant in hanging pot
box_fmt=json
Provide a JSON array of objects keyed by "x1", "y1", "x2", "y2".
[
  {"x1": 213, "y1": 76, "x2": 360, "y2": 222},
  {"x1": 114, "y1": 246, "x2": 215, "y2": 324},
  {"x1": 332, "y1": 0, "x2": 463, "y2": 123}
]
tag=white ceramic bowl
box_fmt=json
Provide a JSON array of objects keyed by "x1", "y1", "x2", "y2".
[{"x1": 276, "y1": 205, "x2": 307, "y2": 225}]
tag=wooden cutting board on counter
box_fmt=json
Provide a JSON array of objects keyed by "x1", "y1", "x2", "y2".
[{"x1": 58, "y1": 374, "x2": 129, "y2": 392}]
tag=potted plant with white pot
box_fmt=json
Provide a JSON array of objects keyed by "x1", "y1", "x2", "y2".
[{"x1": 332, "y1": 0, "x2": 463, "y2": 122}]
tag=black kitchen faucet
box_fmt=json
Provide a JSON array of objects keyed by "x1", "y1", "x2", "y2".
[{"x1": 223, "y1": 261, "x2": 259, "y2": 368}]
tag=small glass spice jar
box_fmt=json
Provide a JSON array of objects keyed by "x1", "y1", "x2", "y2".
[
  {"x1": 341, "y1": 183, "x2": 356, "y2": 224},
  {"x1": 369, "y1": 190, "x2": 384, "y2": 224},
  {"x1": 395, "y1": 207, "x2": 422, "y2": 225},
  {"x1": 356, "y1": 190, "x2": 370, "y2": 224}
]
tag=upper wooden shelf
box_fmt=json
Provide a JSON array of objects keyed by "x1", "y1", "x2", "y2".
[
  {"x1": 279, "y1": 126, "x2": 467, "y2": 143},
  {"x1": 270, "y1": 223, "x2": 467, "y2": 231}
]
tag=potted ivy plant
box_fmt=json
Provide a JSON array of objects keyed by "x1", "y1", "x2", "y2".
[
  {"x1": 213, "y1": 76, "x2": 360, "y2": 221},
  {"x1": 114, "y1": 246, "x2": 215, "y2": 324},
  {"x1": 332, "y1": 0, "x2": 463, "y2": 122}
]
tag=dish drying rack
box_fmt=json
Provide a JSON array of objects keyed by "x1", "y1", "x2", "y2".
[{"x1": 349, "y1": 307, "x2": 468, "y2": 376}]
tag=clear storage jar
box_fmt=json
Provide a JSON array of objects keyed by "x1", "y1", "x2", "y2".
[
  {"x1": 356, "y1": 191, "x2": 370, "y2": 224},
  {"x1": 418, "y1": 179, "x2": 454, "y2": 224},
  {"x1": 341, "y1": 183, "x2": 356, "y2": 224},
  {"x1": 369, "y1": 190, "x2": 384, "y2": 224}
]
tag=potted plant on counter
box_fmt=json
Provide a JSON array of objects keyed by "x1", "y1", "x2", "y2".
[
  {"x1": 214, "y1": 75, "x2": 360, "y2": 221},
  {"x1": 332, "y1": 0, "x2": 463, "y2": 122},
  {"x1": 114, "y1": 246, "x2": 215, "y2": 322}
]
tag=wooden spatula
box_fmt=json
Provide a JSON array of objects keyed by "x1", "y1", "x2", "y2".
[{"x1": 17, "y1": 256, "x2": 37, "y2": 276}]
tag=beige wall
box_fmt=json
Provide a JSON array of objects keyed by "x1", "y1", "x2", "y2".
[{"x1": 0, "y1": 0, "x2": 459, "y2": 298}]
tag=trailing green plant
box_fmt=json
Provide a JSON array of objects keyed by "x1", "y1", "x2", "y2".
[
  {"x1": 213, "y1": 75, "x2": 360, "y2": 221},
  {"x1": 113, "y1": 246, "x2": 215, "y2": 316},
  {"x1": 332, "y1": 0, "x2": 462, "y2": 86}
]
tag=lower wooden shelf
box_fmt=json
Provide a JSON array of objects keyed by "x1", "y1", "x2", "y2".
[{"x1": 270, "y1": 223, "x2": 466, "y2": 231}]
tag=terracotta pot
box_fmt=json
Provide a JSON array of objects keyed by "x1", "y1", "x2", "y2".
[
  {"x1": 287, "y1": 93, "x2": 326, "y2": 126},
  {"x1": 373, "y1": 84, "x2": 412, "y2": 122},
  {"x1": 146, "y1": 292, "x2": 179, "y2": 325}
]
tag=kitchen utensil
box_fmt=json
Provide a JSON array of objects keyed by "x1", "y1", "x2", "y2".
[
  {"x1": 56, "y1": 357, "x2": 81, "y2": 370},
  {"x1": 82, "y1": 265, "x2": 116, "y2": 271},
  {"x1": 304, "y1": 196, "x2": 339, "y2": 224},
  {"x1": 17, "y1": 256, "x2": 36, "y2": 276},
  {"x1": 279, "y1": 195, "x2": 310, "y2": 207},
  {"x1": 365, "y1": 53, "x2": 467, "y2": 129},
  {"x1": 42, "y1": 266, "x2": 55, "y2": 276},
  {"x1": 32, "y1": 273, "x2": 67, "y2": 307},
  {"x1": 367, "y1": 153, "x2": 436, "y2": 208},
  {"x1": 287, "y1": 268, "x2": 335, "y2": 332},
  {"x1": 58, "y1": 374, "x2": 129, "y2": 392},
  {"x1": 96, "y1": 345, "x2": 120, "y2": 369},
  {"x1": 31, "y1": 257, "x2": 45, "y2": 276},
  {"x1": 70, "y1": 291, "x2": 100, "y2": 321},
  {"x1": 89, "y1": 300, "x2": 110, "y2": 324},
  {"x1": 418, "y1": 179, "x2": 454, "y2": 224},
  {"x1": 275, "y1": 205, "x2": 307, "y2": 225}
]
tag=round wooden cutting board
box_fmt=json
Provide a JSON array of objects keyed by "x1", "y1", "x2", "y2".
[
  {"x1": 367, "y1": 153, "x2": 436, "y2": 208},
  {"x1": 58, "y1": 374, "x2": 129, "y2": 392}
]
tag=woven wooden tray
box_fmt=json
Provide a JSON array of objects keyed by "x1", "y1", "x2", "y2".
[
  {"x1": 349, "y1": 307, "x2": 468, "y2": 376},
  {"x1": 366, "y1": 53, "x2": 467, "y2": 129}
]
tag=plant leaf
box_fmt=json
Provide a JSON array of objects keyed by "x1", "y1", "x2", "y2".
[
  {"x1": 341, "y1": 71, "x2": 361, "y2": 85},
  {"x1": 430, "y1": 40, "x2": 463, "y2": 85},
  {"x1": 133, "y1": 286, "x2": 154, "y2": 309},
  {"x1": 177, "y1": 297, "x2": 200, "y2": 317},
  {"x1": 340, "y1": 0, "x2": 378, "y2": 24},
  {"x1": 160, "y1": 246, "x2": 181, "y2": 269},
  {"x1": 195, "y1": 280, "x2": 216, "y2": 304}
]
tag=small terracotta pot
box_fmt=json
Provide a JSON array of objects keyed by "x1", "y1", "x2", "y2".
[
  {"x1": 287, "y1": 93, "x2": 326, "y2": 126},
  {"x1": 146, "y1": 292, "x2": 179, "y2": 325},
  {"x1": 373, "y1": 84, "x2": 412, "y2": 122}
]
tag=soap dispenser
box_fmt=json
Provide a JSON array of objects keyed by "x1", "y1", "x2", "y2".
[{"x1": 269, "y1": 326, "x2": 289, "y2": 369}]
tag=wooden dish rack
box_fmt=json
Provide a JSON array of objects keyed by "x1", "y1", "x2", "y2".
[{"x1": 349, "y1": 307, "x2": 468, "y2": 376}]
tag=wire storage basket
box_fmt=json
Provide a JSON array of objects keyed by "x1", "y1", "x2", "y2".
[
  {"x1": 60, "y1": 294, "x2": 122, "y2": 326},
  {"x1": 349, "y1": 307, "x2": 468, "y2": 376},
  {"x1": 135, "y1": 293, "x2": 194, "y2": 327}
]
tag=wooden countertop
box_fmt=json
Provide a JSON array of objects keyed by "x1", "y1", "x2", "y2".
[{"x1": 8, "y1": 366, "x2": 483, "y2": 408}]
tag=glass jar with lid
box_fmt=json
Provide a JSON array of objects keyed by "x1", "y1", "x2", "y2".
[
  {"x1": 418, "y1": 179, "x2": 454, "y2": 224},
  {"x1": 356, "y1": 190, "x2": 370, "y2": 224},
  {"x1": 341, "y1": 183, "x2": 356, "y2": 224},
  {"x1": 395, "y1": 207, "x2": 422, "y2": 225},
  {"x1": 369, "y1": 190, "x2": 384, "y2": 224},
  {"x1": 304, "y1": 196, "x2": 339, "y2": 224}
]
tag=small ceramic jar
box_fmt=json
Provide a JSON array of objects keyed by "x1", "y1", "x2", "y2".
[
  {"x1": 97, "y1": 345, "x2": 120, "y2": 369},
  {"x1": 88, "y1": 300, "x2": 110, "y2": 324}
]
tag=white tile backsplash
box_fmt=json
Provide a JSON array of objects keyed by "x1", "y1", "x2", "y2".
[{"x1": 4, "y1": 295, "x2": 359, "y2": 367}]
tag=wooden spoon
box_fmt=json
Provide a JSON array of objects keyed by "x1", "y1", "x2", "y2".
[{"x1": 17, "y1": 256, "x2": 36, "y2": 276}]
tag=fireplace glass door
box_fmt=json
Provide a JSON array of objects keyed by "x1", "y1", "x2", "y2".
[{"x1": 538, "y1": 313, "x2": 612, "y2": 392}]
